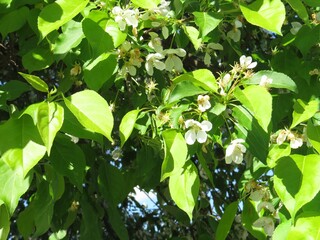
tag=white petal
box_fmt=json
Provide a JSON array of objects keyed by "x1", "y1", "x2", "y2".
[
  {"x1": 196, "y1": 130, "x2": 207, "y2": 143},
  {"x1": 185, "y1": 130, "x2": 196, "y2": 145},
  {"x1": 172, "y1": 55, "x2": 183, "y2": 71},
  {"x1": 145, "y1": 62, "x2": 154, "y2": 76},
  {"x1": 185, "y1": 119, "x2": 195, "y2": 128},
  {"x1": 154, "y1": 60, "x2": 166, "y2": 71},
  {"x1": 234, "y1": 19, "x2": 243, "y2": 28},
  {"x1": 239, "y1": 55, "x2": 246, "y2": 66},
  {"x1": 247, "y1": 61, "x2": 257, "y2": 69},
  {"x1": 165, "y1": 57, "x2": 174, "y2": 71},
  {"x1": 290, "y1": 138, "x2": 303, "y2": 149},
  {"x1": 257, "y1": 201, "x2": 275, "y2": 213},
  {"x1": 204, "y1": 52, "x2": 211, "y2": 66},
  {"x1": 201, "y1": 121, "x2": 212, "y2": 131}
]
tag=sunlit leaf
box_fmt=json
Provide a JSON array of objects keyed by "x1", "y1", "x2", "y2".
[
  {"x1": 193, "y1": 12, "x2": 222, "y2": 37},
  {"x1": 274, "y1": 154, "x2": 320, "y2": 218},
  {"x1": 307, "y1": 120, "x2": 320, "y2": 153},
  {"x1": 64, "y1": 90, "x2": 114, "y2": 142},
  {"x1": 119, "y1": 109, "x2": 140, "y2": 147},
  {"x1": 169, "y1": 161, "x2": 200, "y2": 220},
  {"x1": 38, "y1": 0, "x2": 89, "y2": 40},
  {"x1": 131, "y1": 0, "x2": 161, "y2": 9},
  {"x1": 161, "y1": 129, "x2": 188, "y2": 181},
  {"x1": 18, "y1": 72, "x2": 49, "y2": 93},
  {"x1": 183, "y1": 26, "x2": 202, "y2": 50},
  {"x1": 287, "y1": 212, "x2": 320, "y2": 239},
  {"x1": 240, "y1": 0, "x2": 285, "y2": 35},
  {"x1": 291, "y1": 99, "x2": 319, "y2": 129},
  {"x1": 0, "y1": 204, "x2": 10, "y2": 240}
]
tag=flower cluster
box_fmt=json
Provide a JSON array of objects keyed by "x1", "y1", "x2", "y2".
[
  {"x1": 276, "y1": 129, "x2": 303, "y2": 149},
  {"x1": 112, "y1": 6, "x2": 139, "y2": 31}
]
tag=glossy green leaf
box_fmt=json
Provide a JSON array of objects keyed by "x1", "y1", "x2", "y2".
[
  {"x1": 38, "y1": 0, "x2": 89, "y2": 40},
  {"x1": 240, "y1": 0, "x2": 285, "y2": 35},
  {"x1": 307, "y1": 120, "x2": 320, "y2": 153},
  {"x1": 49, "y1": 134, "x2": 85, "y2": 190},
  {"x1": 83, "y1": 53, "x2": 117, "y2": 91},
  {"x1": 172, "y1": 69, "x2": 218, "y2": 94},
  {"x1": 216, "y1": 201, "x2": 238, "y2": 240},
  {"x1": 60, "y1": 103, "x2": 103, "y2": 143},
  {"x1": 105, "y1": 20, "x2": 127, "y2": 48},
  {"x1": 286, "y1": 0, "x2": 309, "y2": 23},
  {"x1": 291, "y1": 99, "x2": 319, "y2": 129},
  {"x1": 193, "y1": 12, "x2": 222, "y2": 37},
  {"x1": 234, "y1": 85, "x2": 272, "y2": 132},
  {"x1": 64, "y1": 90, "x2": 114, "y2": 142},
  {"x1": 287, "y1": 213, "x2": 320, "y2": 239},
  {"x1": 183, "y1": 25, "x2": 202, "y2": 50},
  {"x1": 169, "y1": 161, "x2": 200, "y2": 220},
  {"x1": 0, "y1": 6, "x2": 28, "y2": 38},
  {"x1": 168, "y1": 81, "x2": 207, "y2": 103},
  {"x1": 0, "y1": 116, "x2": 46, "y2": 176},
  {"x1": 37, "y1": 102, "x2": 64, "y2": 155},
  {"x1": 18, "y1": 72, "x2": 49, "y2": 93},
  {"x1": 233, "y1": 105, "x2": 269, "y2": 163},
  {"x1": 52, "y1": 20, "x2": 84, "y2": 55},
  {"x1": 161, "y1": 129, "x2": 188, "y2": 181},
  {"x1": 274, "y1": 154, "x2": 320, "y2": 218},
  {"x1": 272, "y1": 220, "x2": 291, "y2": 240},
  {"x1": 0, "y1": 161, "x2": 31, "y2": 215},
  {"x1": 0, "y1": 204, "x2": 10, "y2": 240},
  {"x1": 119, "y1": 109, "x2": 140, "y2": 147},
  {"x1": 131, "y1": 0, "x2": 161, "y2": 9},
  {"x1": 247, "y1": 70, "x2": 297, "y2": 93}
]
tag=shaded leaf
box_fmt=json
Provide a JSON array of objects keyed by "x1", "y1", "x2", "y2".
[
  {"x1": 0, "y1": 6, "x2": 28, "y2": 37},
  {"x1": 216, "y1": 201, "x2": 238, "y2": 240},
  {"x1": 119, "y1": 109, "x2": 140, "y2": 147}
]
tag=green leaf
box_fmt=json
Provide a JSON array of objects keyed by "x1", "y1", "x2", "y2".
[
  {"x1": 0, "y1": 161, "x2": 32, "y2": 215},
  {"x1": 169, "y1": 161, "x2": 200, "y2": 220},
  {"x1": 233, "y1": 105, "x2": 269, "y2": 163},
  {"x1": 234, "y1": 85, "x2": 272, "y2": 132},
  {"x1": 171, "y1": 69, "x2": 218, "y2": 96},
  {"x1": 161, "y1": 129, "x2": 188, "y2": 181},
  {"x1": 18, "y1": 72, "x2": 49, "y2": 93},
  {"x1": 52, "y1": 20, "x2": 84, "y2": 55},
  {"x1": 119, "y1": 109, "x2": 140, "y2": 147},
  {"x1": 266, "y1": 144, "x2": 291, "y2": 168},
  {"x1": 38, "y1": 0, "x2": 89, "y2": 40},
  {"x1": 183, "y1": 25, "x2": 202, "y2": 50},
  {"x1": 17, "y1": 181, "x2": 54, "y2": 238},
  {"x1": 285, "y1": 0, "x2": 309, "y2": 23},
  {"x1": 37, "y1": 102, "x2": 64, "y2": 155},
  {"x1": 131, "y1": 0, "x2": 161, "y2": 9},
  {"x1": 60, "y1": 103, "x2": 103, "y2": 143},
  {"x1": 82, "y1": 17, "x2": 114, "y2": 56},
  {"x1": 291, "y1": 99, "x2": 319, "y2": 129},
  {"x1": 0, "y1": 6, "x2": 28, "y2": 38},
  {"x1": 0, "y1": 80, "x2": 31, "y2": 101},
  {"x1": 294, "y1": 25, "x2": 320, "y2": 56},
  {"x1": 240, "y1": 0, "x2": 285, "y2": 35},
  {"x1": 287, "y1": 213, "x2": 320, "y2": 239},
  {"x1": 242, "y1": 199, "x2": 266, "y2": 240},
  {"x1": 247, "y1": 70, "x2": 297, "y2": 93},
  {"x1": 105, "y1": 20, "x2": 127, "y2": 48},
  {"x1": 49, "y1": 134, "x2": 85, "y2": 190},
  {"x1": 193, "y1": 12, "x2": 222, "y2": 38},
  {"x1": 216, "y1": 201, "x2": 238, "y2": 240},
  {"x1": 0, "y1": 116, "x2": 46, "y2": 176},
  {"x1": 272, "y1": 220, "x2": 292, "y2": 240},
  {"x1": 168, "y1": 81, "x2": 207, "y2": 103},
  {"x1": 64, "y1": 90, "x2": 114, "y2": 142},
  {"x1": 274, "y1": 154, "x2": 320, "y2": 218},
  {"x1": 307, "y1": 120, "x2": 320, "y2": 153},
  {"x1": 0, "y1": 204, "x2": 10, "y2": 240},
  {"x1": 83, "y1": 53, "x2": 117, "y2": 91},
  {"x1": 22, "y1": 46, "x2": 55, "y2": 72}
]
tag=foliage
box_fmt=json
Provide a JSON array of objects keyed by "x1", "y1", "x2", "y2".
[{"x1": 0, "y1": 0, "x2": 319, "y2": 239}]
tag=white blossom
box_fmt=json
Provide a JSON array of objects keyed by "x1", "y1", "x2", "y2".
[
  {"x1": 185, "y1": 119, "x2": 212, "y2": 145},
  {"x1": 239, "y1": 55, "x2": 257, "y2": 69},
  {"x1": 290, "y1": 21, "x2": 302, "y2": 35},
  {"x1": 163, "y1": 48, "x2": 186, "y2": 72},
  {"x1": 148, "y1": 32, "x2": 163, "y2": 52},
  {"x1": 145, "y1": 53, "x2": 166, "y2": 75},
  {"x1": 259, "y1": 75, "x2": 273, "y2": 87},
  {"x1": 276, "y1": 129, "x2": 288, "y2": 145},
  {"x1": 227, "y1": 19, "x2": 242, "y2": 42},
  {"x1": 276, "y1": 129, "x2": 303, "y2": 149},
  {"x1": 253, "y1": 217, "x2": 274, "y2": 236},
  {"x1": 197, "y1": 95, "x2": 211, "y2": 112},
  {"x1": 225, "y1": 139, "x2": 246, "y2": 164},
  {"x1": 112, "y1": 6, "x2": 139, "y2": 31}
]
